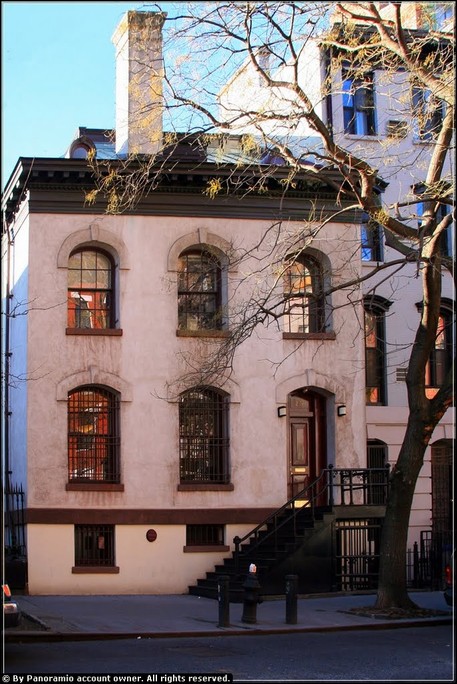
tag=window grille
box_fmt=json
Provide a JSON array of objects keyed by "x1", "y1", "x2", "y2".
[
  {"x1": 335, "y1": 519, "x2": 382, "y2": 591},
  {"x1": 68, "y1": 386, "x2": 120, "y2": 483},
  {"x1": 74, "y1": 524, "x2": 115, "y2": 566},
  {"x1": 68, "y1": 249, "x2": 114, "y2": 329},
  {"x1": 186, "y1": 524, "x2": 225, "y2": 546},
  {"x1": 179, "y1": 387, "x2": 230, "y2": 484}
]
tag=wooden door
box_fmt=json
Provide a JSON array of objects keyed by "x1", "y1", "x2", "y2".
[{"x1": 287, "y1": 390, "x2": 326, "y2": 501}]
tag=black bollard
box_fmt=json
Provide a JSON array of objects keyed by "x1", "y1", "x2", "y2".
[
  {"x1": 285, "y1": 574, "x2": 298, "y2": 624},
  {"x1": 217, "y1": 575, "x2": 230, "y2": 627}
]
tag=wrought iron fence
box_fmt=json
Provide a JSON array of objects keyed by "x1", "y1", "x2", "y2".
[
  {"x1": 407, "y1": 530, "x2": 453, "y2": 590},
  {"x1": 3, "y1": 483, "x2": 26, "y2": 556}
]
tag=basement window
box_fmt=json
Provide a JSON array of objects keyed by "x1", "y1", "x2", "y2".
[
  {"x1": 72, "y1": 524, "x2": 119, "y2": 573},
  {"x1": 184, "y1": 524, "x2": 229, "y2": 552}
]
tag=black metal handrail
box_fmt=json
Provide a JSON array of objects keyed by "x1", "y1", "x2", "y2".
[{"x1": 233, "y1": 465, "x2": 390, "y2": 577}]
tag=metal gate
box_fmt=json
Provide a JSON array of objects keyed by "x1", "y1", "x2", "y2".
[{"x1": 334, "y1": 518, "x2": 382, "y2": 590}]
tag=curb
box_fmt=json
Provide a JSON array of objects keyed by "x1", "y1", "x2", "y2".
[{"x1": 5, "y1": 616, "x2": 452, "y2": 643}]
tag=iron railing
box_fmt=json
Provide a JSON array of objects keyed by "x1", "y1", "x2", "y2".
[
  {"x1": 233, "y1": 465, "x2": 390, "y2": 576},
  {"x1": 3, "y1": 483, "x2": 26, "y2": 556},
  {"x1": 407, "y1": 530, "x2": 453, "y2": 590}
]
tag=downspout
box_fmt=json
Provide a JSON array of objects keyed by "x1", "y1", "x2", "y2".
[
  {"x1": 2, "y1": 219, "x2": 14, "y2": 543},
  {"x1": 324, "y1": 48, "x2": 334, "y2": 142}
]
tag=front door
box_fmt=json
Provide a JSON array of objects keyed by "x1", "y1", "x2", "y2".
[{"x1": 287, "y1": 389, "x2": 326, "y2": 501}]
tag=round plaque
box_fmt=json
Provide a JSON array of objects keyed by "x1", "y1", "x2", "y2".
[{"x1": 146, "y1": 529, "x2": 157, "y2": 542}]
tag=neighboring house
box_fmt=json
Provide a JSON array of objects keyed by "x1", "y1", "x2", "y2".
[
  {"x1": 218, "y1": 2, "x2": 454, "y2": 559},
  {"x1": 2, "y1": 6, "x2": 453, "y2": 595}
]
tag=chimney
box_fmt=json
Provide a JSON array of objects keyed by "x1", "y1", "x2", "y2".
[{"x1": 112, "y1": 11, "x2": 166, "y2": 156}]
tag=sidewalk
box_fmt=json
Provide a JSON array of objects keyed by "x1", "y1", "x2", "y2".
[{"x1": 5, "y1": 591, "x2": 452, "y2": 642}]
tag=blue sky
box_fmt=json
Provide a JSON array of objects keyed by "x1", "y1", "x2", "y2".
[{"x1": 1, "y1": 1, "x2": 161, "y2": 185}]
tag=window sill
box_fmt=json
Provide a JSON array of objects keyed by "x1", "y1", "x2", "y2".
[
  {"x1": 282, "y1": 332, "x2": 336, "y2": 340},
  {"x1": 66, "y1": 483, "x2": 124, "y2": 492},
  {"x1": 176, "y1": 329, "x2": 230, "y2": 338},
  {"x1": 183, "y1": 545, "x2": 230, "y2": 553},
  {"x1": 344, "y1": 133, "x2": 379, "y2": 140},
  {"x1": 72, "y1": 566, "x2": 120, "y2": 574},
  {"x1": 178, "y1": 483, "x2": 234, "y2": 491},
  {"x1": 66, "y1": 328, "x2": 123, "y2": 336}
]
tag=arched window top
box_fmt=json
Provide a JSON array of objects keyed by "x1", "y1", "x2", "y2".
[
  {"x1": 364, "y1": 294, "x2": 393, "y2": 313},
  {"x1": 69, "y1": 136, "x2": 95, "y2": 159},
  {"x1": 415, "y1": 297, "x2": 454, "y2": 314},
  {"x1": 167, "y1": 230, "x2": 234, "y2": 272},
  {"x1": 179, "y1": 385, "x2": 229, "y2": 403}
]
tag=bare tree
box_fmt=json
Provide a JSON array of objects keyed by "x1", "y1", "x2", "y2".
[{"x1": 88, "y1": 1, "x2": 454, "y2": 610}]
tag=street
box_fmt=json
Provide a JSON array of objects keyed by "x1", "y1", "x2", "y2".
[{"x1": 4, "y1": 625, "x2": 454, "y2": 681}]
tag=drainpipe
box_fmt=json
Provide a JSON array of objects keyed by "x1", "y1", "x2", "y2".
[{"x1": 2, "y1": 220, "x2": 13, "y2": 541}]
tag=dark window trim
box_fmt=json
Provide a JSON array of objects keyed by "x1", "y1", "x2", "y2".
[
  {"x1": 177, "y1": 483, "x2": 234, "y2": 491},
  {"x1": 66, "y1": 328, "x2": 123, "y2": 336},
  {"x1": 66, "y1": 483, "x2": 124, "y2": 492},
  {"x1": 72, "y1": 566, "x2": 120, "y2": 574},
  {"x1": 342, "y1": 66, "x2": 377, "y2": 136},
  {"x1": 364, "y1": 296, "x2": 392, "y2": 406},
  {"x1": 282, "y1": 332, "x2": 336, "y2": 341},
  {"x1": 183, "y1": 545, "x2": 230, "y2": 553}
]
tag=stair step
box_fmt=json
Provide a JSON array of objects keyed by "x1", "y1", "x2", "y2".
[{"x1": 188, "y1": 503, "x2": 334, "y2": 599}]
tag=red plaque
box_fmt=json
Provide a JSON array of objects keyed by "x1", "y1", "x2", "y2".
[{"x1": 146, "y1": 529, "x2": 157, "y2": 542}]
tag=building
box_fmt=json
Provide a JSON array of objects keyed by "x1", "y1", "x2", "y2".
[{"x1": 2, "y1": 6, "x2": 453, "y2": 595}]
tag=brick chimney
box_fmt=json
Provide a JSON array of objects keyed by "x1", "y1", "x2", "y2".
[{"x1": 112, "y1": 11, "x2": 166, "y2": 156}]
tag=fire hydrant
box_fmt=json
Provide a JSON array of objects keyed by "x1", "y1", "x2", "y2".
[{"x1": 241, "y1": 563, "x2": 263, "y2": 624}]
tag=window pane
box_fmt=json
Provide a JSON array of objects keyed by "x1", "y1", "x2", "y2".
[
  {"x1": 178, "y1": 250, "x2": 222, "y2": 331},
  {"x1": 284, "y1": 256, "x2": 325, "y2": 333},
  {"x1": 68, "y1": 249, "x2": 114, "y2": 329}
]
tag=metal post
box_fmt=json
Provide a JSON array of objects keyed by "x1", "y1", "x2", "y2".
[
  {"x1": 285, "y1": 574, "x2": 298, "y2": 624},
  {"x1": 217, "y1": 575, "x2": 230, "y2": 627}
]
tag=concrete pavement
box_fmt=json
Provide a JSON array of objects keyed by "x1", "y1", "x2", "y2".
[{"x1": 5, "y1": 591, "x2": 452, "y2": 642}]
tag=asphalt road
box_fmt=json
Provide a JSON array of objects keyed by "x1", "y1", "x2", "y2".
[{"x1": 3, "y1": 624, "x2": 454, "y2": 682}]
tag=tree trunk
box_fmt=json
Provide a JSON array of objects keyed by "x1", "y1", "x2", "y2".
[{"x1": 374, "y1": 414, "x2": 430, "y2": 609}]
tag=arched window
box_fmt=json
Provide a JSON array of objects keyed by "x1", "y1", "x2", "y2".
[
  {"x1": 283, "y1": 254, "x2": 326, "y2": 333},
  {"x1": 68, "y1": 386, "x2": 120, "y2": 483},
  {"x1": 367, "y1": 439, "x2": 388, "y2": 504},
  {"x1": 425, "y1": 304, "x2": 453, "y2": 398},
  {"x1": 364, "y1": 296, "x2": 392, "y2": 406},
  {"x1": 178, "y1": 249, "x2": 223, "y2": 331},
  {"x1": 179, "y1": 387, "x2": 230, "y2": 484},
  {"x1": 68, "y1": 249, "x2": 115, "y2": 329},
  {"x1": 431, "y1": 440, "x2": 453, "y2": 538}
]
